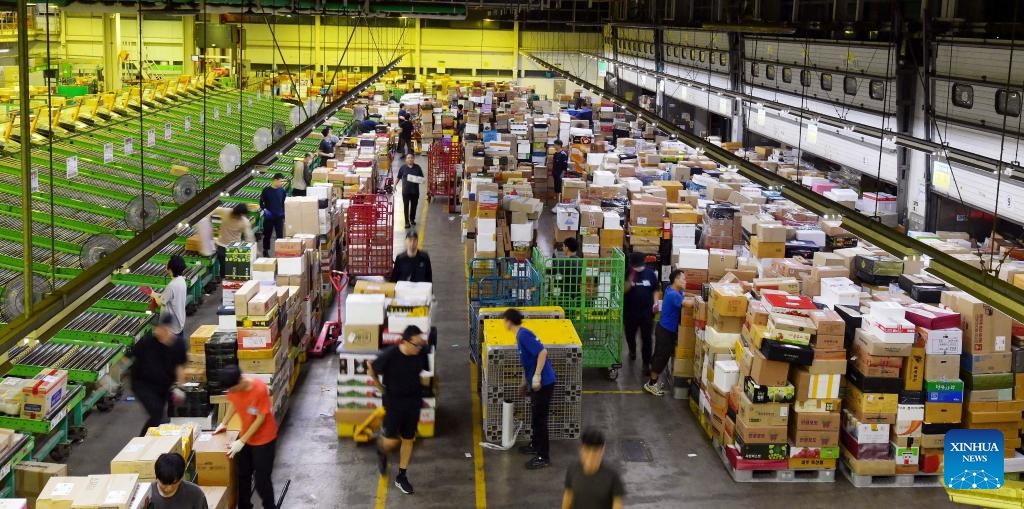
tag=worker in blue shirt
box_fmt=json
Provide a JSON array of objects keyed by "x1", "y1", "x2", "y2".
[
  {"x1": 644, "y1": 269, "x2": 685, "y2": 396},
  {"x1": 551, "y1": 140, "x2": 569, "y2": 206},
  {"x1": 504, "y1": 308, "x2": 556, "y2": 470},
  {"x1": 624, "y1": 252, "x2": 660, "y2": 376},
  {"x1": 259, "y1": 173, "x2": 287, "y2": 257}
]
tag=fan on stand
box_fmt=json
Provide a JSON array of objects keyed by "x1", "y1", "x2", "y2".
[
  {"x1": 289, "y1": 105, "x2": 306, "y2": 127},
  {"x1": 253, "y1": 127, "x2": 273, "y2": 151},
  {"x1": 271, "y1": 121, "x2": 286, "y2": 142},
  {"x1": 2, "y1": 275, "x2": 51, "y2": 321},
  {"x1": 125, "y1": 195, "x2": 161, "y2": 231},
  {"x1": 219, "y1": 144, "x2": 242, "y2": 173},
  {"x1": 173, "y1": 174, "x2": 200, "y2": 204},
  {"x1": 79, "y1": 234, "x2": 123, "y2": 269}
]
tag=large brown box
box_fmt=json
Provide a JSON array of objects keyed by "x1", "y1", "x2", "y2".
[{"x1": 16, "y1": 462, "x2": 67, "y2": 508}]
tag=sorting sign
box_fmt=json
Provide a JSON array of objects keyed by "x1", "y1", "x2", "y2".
[
  {"x1": 213, "y1": 107, "x2": 219, "y2": 120},
  {"x1": 66, "y1": 156, "x2": 78, "y2": 179},
  {"x1": 147, "y1": 129, "x2": 156, "y2": 147},
  {"x1": 164, "y1": 123, "x2": 172, "y2": 140},
  {"x1": 103, "y1": 143, "x2": 114, "y2": 163},
  {"x1": 226, "y1": 103, "x2": 232, "y2": 116},
  {"x1": 184, "y1": 116, "x2": 192, "y2": 131},
  {"x1": 124, "y1": 137, "x2": 133, "y2": 155},
  {"x1": 31, "y1": 169, "x2": 38, "y2": 192}
]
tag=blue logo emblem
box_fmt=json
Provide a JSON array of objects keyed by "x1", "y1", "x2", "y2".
[{"x1": 945, "y1": 429, "x2": 1004, "y2": 489}]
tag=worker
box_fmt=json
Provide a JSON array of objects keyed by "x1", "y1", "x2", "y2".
[
  {"x1": 398, "y1": 102, "x2": 408, "y2": 120},
  {"x1": 259, "y1": 173, "x2": 287, "y2": 257},
  {"x1": 397, "y1": 153, "x2": 425, "y2": 230},
  {"x1": 504, "y1": 308, "x2": 556, "y2": 470},
  {"x1": 358, "y1": 117, "x2": 380, "y2": 134},
  {"x1": 216, "y1": 203, "x2": 255, "y2": 281},
  {"x1": 130, "y1": 314, "x2": 186, "y2": 436},
  {"x1": 146, "y1": 255, "x2": 187, "y2": 345},
  {"x1": 352, "y1": 100, "x2": 368, "y2": 122},
  {"x1": 455, "y1": 104, "x2": 465, "y2": 137},
  {"x1": 551, "y1": 140, "x2": 569, "y2": 206},
  {"x1": 551, "y1": 237, "x2": 582, "y2": 308},
  {"x1": 624, "y1": 252, "x2": 659, "y2": 376},
  {"x1": 644, "y1": 269, "x2": 685, "y2": 397},
  {"x1": 153, "y1": 453, "x2": 208, "y2": 509},
  {"x1": 318, "y1": 126, "x2": 339, "y2": 160},
  {"x1": 562, "y1": 429, "x2": 624, "y2": 509},
  {"x1": 397, "y1": 114, "x2": 415, "y2": 156},
  {"x1": 370, "y1": 325, "x2": 430, "y2": 495},
  {"x1": 214, "y1": 365, "x2": 279, "y2": 509},
  {"x1": 291, "y1": 152, "x2": 314, "y2": 197},
  {"x1": 390, "y1": 231, "x2": 432, "y2": 283}
]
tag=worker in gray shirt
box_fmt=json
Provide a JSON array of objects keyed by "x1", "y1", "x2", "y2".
[
  {"x1": 150, "y1": 255, "x2": 188, "y2": 348},
  {"x1": 152, "y1": 453, "x2": 208, "y2": 509}
]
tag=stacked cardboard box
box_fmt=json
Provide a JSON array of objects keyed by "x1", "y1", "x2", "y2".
[
  {"x1": 15, "y1": 462, "x2": 66, "y2": 509},
  {"x1": 35, "y1": 474, "x2": 139, "y2": 509}
]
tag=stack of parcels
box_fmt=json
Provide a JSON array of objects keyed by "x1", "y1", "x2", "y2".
[
  {"x1": 35, "y1": 475, "x2": 139, "y2": 509},
  {"x1": 576, "y1": 203, "x2": 623, "y2": 259},
  {"x1": 702, "y1": 204, "x2": 738, "y2": 251},
  {"x1": 111, "y1": 435, "x2": 184, "y2": 482},
  {"x1": 672, "y1": 297, "x2": 697, "y2": 380},
  {"x1": 503, "y1": 193, "x2": 543, "y2": 259},
  {"x1": 223, "y1": 241, "x2": 256, "y2": 281},
  {"x1": 627, "y1": 199, "x2": 664, "y2": 256},
  {"x1": 476, "y1": 185, "x2": 500, "y2": 257},
  {"x1": 233, "y1": 281, "x2": 288, "y2": 381},
  {"x1": 15, "y1": 461, "x2": 66, "y2": 509},
  {"x1": 553, "y1": 203, "x2": 580, "y2": 247}
]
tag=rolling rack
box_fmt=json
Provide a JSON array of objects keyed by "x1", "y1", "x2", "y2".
[
  {"x1": 427, "y1": 139, "x2": 462, "y2": 214},
  {"x1": 0, "y1": 385, "x2": 86, "y2": 462},
  {"x1": 344, "y1": 194, "x2": 394, "y2": 277}
]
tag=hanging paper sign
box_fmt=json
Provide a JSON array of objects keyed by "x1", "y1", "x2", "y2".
[
  {"x1": 124, "y1": 137, "x2": 133, "y2": 155},
  {"x1": 807, "y1": 123, "x2": 818, "y2": 144},
  {"x1": 66, "y1": 156, "x2": 78, "y2": 179},
  {"x1": 237, "y1": 100, "x2": 241, "y2": 111},
  {"x1": 256, "y1": 90, "x2": 261, "y2": 100},
  {"x1": 147, "y1": 129, "x2": 156, "y2": 147},
  {"x1": 719, "y1": 98, "x2": 729, "y2": 114},
  {"x1": 214, "y1": 107, "x2": 220, "y2": 120},
  {"x1": 757, "y1": 106, "x2": 766, "y2": 126},
  {"x1": 30, "y1": 169, "x2": 38, "y2": 192},
  {"x1": 184, "y1": 116, "x2": 192, "y2": 131},
  {"x1": 199, "y1": 111, "x2": 205, "y2": 124},
  {"x1": 164, "y1": 123, "x2": 172, "y2": 140},
  {"x1": 227, "y1": 103, "x2": 233, "y2": 116},
  {"x1": 248, "y1": 97, "x2": 253, "y2": 107},
  {"x1": 103, "y1": 143, "x2": 114, "y2": 163}
]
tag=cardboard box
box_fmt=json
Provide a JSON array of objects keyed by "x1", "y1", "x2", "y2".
[
  {"x1": 750, "y1": 237, "x2": 785, "y2": 259},
  {"x1": 709, "y1": 283, "x2": 748, "y2": 317},
  {"x1": 353, "y1": 280, "x2": 397, "y2": 297},
  {"x1": 791, "y1": 368, "x2": 841, "y2": 401},
  {"x1": 749, "y1": 347, "x2": 790, "y2": 386},
  {"x1": 233, "y1": 280, "x2": 261, "y2": 312},
  {"x1": 961, "y1": 352, "x2": 1013, "y2": 374},
  {"x1": 735, "y1": 391, "x2": 789, "y2": 427},
  {"x1": 72, "y1": 474, "x2": 138, "y2": 509},
  {"x1": 36, "y1": 477, "x2": 88, "y2": 509},
  {"x1": 924, "y1": 354, "x2": 960, "y2": 380},
  {"x1": 246, "y1": 288, "x2": 278, "y2": 317},
  {"x1": 16, "y1": 462, "x2": 67, "y2": 505},
  {"x1": 110, "y1": 436, "x2": 183, "y2": 481},
  {"x1": 789, "y1": 429, "x2": 840, "y2": 448},
  {"x1": 854, "y1": 329, "x2": 913, "y2": 357},
  {"x1": 194, "y1": 431, "x2": 239, "y2": 487},
  {"x1": 951, "y1": 292, "x2": 1012, "y2": 353},
  {"x1": 21, "y1": 369, "x2": 68, "y2": 419},
  {"x1": 630, "y1": 200, "x2": 665, "y2": 227},
  {"x1": 201, "y1": 486, "x2": 229, "y2": 509},
  {"x1": 341, "y1": 324, "x2": 380, "y2": 353},
  {"x1": 735, "y1": 416, "x2": 787, "y2": 444},
  {"x1": 902, "y1": 347, "x2": 925, "y2": 391},
  {"x1": 793, "y1": 409, "x2": 841, "y2": 431}
]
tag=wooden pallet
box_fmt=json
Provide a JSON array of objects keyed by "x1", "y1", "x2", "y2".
[
  {"x1": 839, "y1": 459, "x2": 943, "y2": 488},
  {"x1": 716, "y1": 443, "x2": 836, "y2": 483}
]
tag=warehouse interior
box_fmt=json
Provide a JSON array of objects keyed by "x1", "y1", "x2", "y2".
[{"x1": 0, "y1": 0, "x2": 1023, "y2": 508}]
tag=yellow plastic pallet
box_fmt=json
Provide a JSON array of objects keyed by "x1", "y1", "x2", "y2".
[
  {"x1": 482, "y1": 318, "x2": 582, "y2": 348},
  {"x1": 477, "y1": 306, "x2": 566, "y2": 318},
  {"x1": 946, "y1": 479, "x2": 1024, "y2": 508}
]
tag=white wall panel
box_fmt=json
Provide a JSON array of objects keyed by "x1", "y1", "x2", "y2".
[
  {"x1": 744, "y1": 85, "x2": 891, "y2": 129},
  {"x1": 935, "y1": 162, "x2": 1024, "y2": 225},
  {"x1": 935, "y1": 42, "x2": 1024, "y2": 84},
  {"x1": 933, "y1": 79, "x2": 1023, "y2": 135},
  {"x1": 743, "y1": 103, "x2": 898, "y2": 182}
]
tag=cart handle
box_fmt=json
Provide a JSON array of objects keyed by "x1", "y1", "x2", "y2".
[{"x1": 329, "y1": 271, "x2": 349, "y2": 292}]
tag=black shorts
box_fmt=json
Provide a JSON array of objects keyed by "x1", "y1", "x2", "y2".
[
  {"x1": 553, "y1": 172, "x2": 564, "y2": 193},
  {"x1": 382, "y1": 397, "x2": 421, "y2": 440}
]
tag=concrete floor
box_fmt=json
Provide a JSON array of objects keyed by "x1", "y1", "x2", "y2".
[{"x1": 66, "y1": 154, "x2": 958, "y2": 508}]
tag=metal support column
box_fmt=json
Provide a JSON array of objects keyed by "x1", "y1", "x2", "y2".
[
  {"x1": 313, "y1": 15, "x2": 322, "y2": 74},
  {"x1": 513, "y1": 20, "x2": 520, "y2": 79},
  {"x1": 729, "y1": 32, "x2": 745, "y2": 143},
  {"x1": 414, "y1": 18, "x2": 421, "y2": 77},
  {"x1": 653, "y1": 26, "x2": 664, "y2": 117},
  {"x1": 102, "y1": 13, "x2": 121, "y2": 92},
  {"x1": 182, "y1": 15, "x2": 196, "y2": 76},
  {"x1": 16, "y1": 0, "x2": 32, "y2": 316}
]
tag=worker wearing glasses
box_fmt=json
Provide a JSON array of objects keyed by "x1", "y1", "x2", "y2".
[{"x1": 369, "y1": 325, "x2": 431, "y2": 495}]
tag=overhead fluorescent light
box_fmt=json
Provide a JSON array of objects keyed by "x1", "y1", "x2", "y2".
[{"x1": 0, "y1": 49, "x2": 10, "y2": 54}]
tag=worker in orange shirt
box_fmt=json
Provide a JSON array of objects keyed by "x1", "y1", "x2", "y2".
[{"x1": 213, "y1": 365, "x2": 279, "y2": 509}]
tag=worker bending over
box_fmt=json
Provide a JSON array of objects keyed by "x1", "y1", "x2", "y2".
[
  {"x1": 644, "y1": 269, "x2": 685, "y2": 397},
  {"x1": 505, "y1": 308, "x2": 556, "y2": 470},
  {"x1": 370, "y1": 325, "x2": 431, "y2": 495},
  {"x1": 390, "y1": 231, "x2": 432, "y2": 283},
  {"x1": 130, "y1": 315, "x2": 186, "y2": 436},
  {"x1": 216, "y1": 203, "x2": 255, "y2": 281},
  {"x1": 153, "y1": 453, "x2": 208, "y2": 509},
  {"x1": 215, "y1": 365, "x2": 279, "y2": 509}
]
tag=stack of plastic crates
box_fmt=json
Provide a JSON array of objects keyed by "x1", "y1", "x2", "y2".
[
  {"x1": 532, "y1": 247, "x2": 625, "y2": 380},
  {"x1": 345, "y1": 194, "x2": 394, "y2": 276},
  {"x1": 481, "y1": 318, "x2": 583, "y2": 443},
  {"x1": 467, "y1": 257, "x2": 542, "y2": 363}
]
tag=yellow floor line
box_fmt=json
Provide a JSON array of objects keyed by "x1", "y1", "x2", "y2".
[
  {"x1": 582, "y1": 390, "x2": 644, "y2": 395},
  {"x1": 417, "y1": 201, "x2": 429, "y2": 249},
  {"x1": 374, "y1": 474, "x2": 388, "y2": 508},
  {"x1": 464, "y1": 238, "x2": 488, "y2": 508}
]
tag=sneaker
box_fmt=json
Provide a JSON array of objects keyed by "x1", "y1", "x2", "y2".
[
  {"x1": 404, "y1": 223, "x2": 411, "y2": 230},
  {"x1": 395, "y1": 473, "x2": 414, "y2": 494},
  {"x1": 518, "y1": 445, "x2": 538, "y2": 455},
  {"x1": 376, "y1": 448, "x2": 388, "y2": 475},
  {"x1": 643, "y1": 381, "x2": 665, "y2": 396},
  {"x1": 525, "y1": 456, "x2": 551, "y2": 470}
]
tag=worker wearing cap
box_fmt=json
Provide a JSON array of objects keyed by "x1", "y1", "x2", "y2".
[
  {"x1": 214, "y1": 365, "x2": 278, "y2": 509},
  {"x1": 370, "y1": 325, "x2": 431, "y2": 495},
  {"x1": 130, "y1": 314, "x2": 186, "y2": 437},
  {"x1": 259, "y1": 173, "x2": 287, "y2": 257},
  {"x1": 390, "y1": 231, "x2": 432, "y2": 283},
  {"x1": 624, "y1": 251, "x2": 659, "y2": 375}
]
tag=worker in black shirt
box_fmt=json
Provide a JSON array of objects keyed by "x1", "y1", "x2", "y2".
[
  {"x1": 131, "y1": 314, "x2": 186, "y2": 436},
  {"x1": 551, "y1": 237, "x2": 583, "y2": 308},
  {"x1": 623, "y1": 252, "x2": 660, "y2": 375},
  {"x1": 371, "y1": 325, "x2": 430, "y2": 495},
  {"x1": 318, "y1": 126, "x2": 339, "y2": 160},
  {"x1": 390, "y1": 231, "x2": 432, "y2": 283},
  {"x1": 397, "y1": 153, "x2": 424, "y2": 230},
  {"x1": 396, "y1": 115, "x2": 415, "y2": 157},
  {"x1": 259, "y1": 173, "x2": 287, "y2": 257},
  {"x1": 455, "y1": 104, "x2": 465, "y2": 137},
  {"x1": 552, "y1": 140, "x2": 569, "y2": 206}
]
